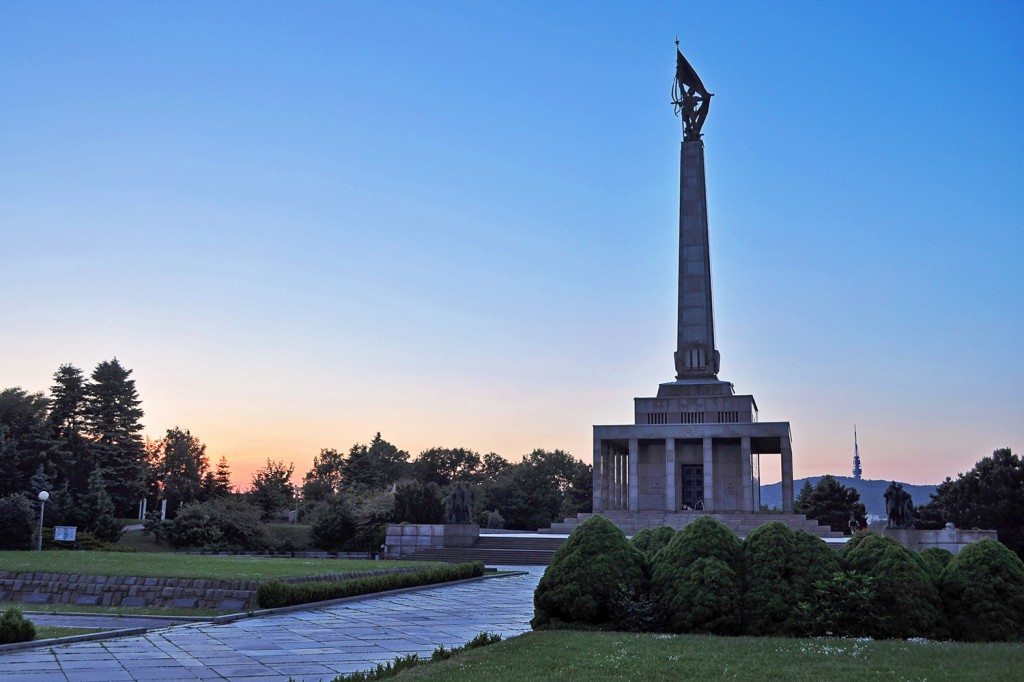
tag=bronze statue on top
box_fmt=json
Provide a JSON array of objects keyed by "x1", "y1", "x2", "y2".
[
  {"x1": 884, "y1": 481, "x2": 915, "y2": 529},
  {"x1": 672, "y1": 40, "x2": 712, "y2": 141},
  {"x1": 444, "y1": 483, "x2": 476, "y2": 525}
]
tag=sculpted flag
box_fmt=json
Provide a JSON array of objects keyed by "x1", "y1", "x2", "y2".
[{"x1": 675, "y1": 48, "x2": 708, "y2": 94}]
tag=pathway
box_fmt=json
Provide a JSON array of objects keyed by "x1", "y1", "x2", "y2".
[{"x1": 0, "y1": 567, "x2": 544, "y2": 682}]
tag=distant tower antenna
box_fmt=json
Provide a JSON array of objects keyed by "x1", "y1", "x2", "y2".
[{"x1": 852, "y1": 425, "x2": 863, "y2": 480}]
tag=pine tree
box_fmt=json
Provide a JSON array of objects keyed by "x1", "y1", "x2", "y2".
[
  {"x1": 28, "y1": 464, "x2": 52, "y2": 498},
  {"x1": 84, "y1": 359, "x2": 147, "y2": 514},
  {"x1": 49, "y1": 364, "x2": 93, "y2": 494},
  {"x1": 213, "y1": 456, "x2": 232, "y2": 496},
  {"x1": 80, "y1": 468, "x2": 121, "y2": 542}
]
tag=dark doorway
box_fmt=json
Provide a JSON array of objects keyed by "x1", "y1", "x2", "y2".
[{"x1": 681, "y1": 464, "x2": 704, "y2": 509}]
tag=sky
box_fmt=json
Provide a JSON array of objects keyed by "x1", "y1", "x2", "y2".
[{"x1": 1, "y1": 2, "x2": 1021, "y2": 487}]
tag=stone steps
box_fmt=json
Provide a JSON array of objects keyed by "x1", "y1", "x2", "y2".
[{"x1": 541, "y1": 512, "x2": 845, "y2": 539}]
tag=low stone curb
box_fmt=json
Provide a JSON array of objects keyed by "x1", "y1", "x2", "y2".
[
  {"x1": 209, "y1": 570, "x2": 528, "y2": 624},
  {"x1": 20, "y1": 610, "x2": 213, "y2": 622},
  {"x1": 0, "y1": 627, "x2": 147, "y2": 654}
]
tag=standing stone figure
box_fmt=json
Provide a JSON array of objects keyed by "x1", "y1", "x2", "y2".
[
  {"x1": 884, "y1": 481, "x2": 914, "y2": 529},
  {"x1": 444, "y1": 483, "x2": 476, "y2": 524}
]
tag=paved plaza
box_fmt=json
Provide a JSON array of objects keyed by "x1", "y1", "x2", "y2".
[{"x1": 0, "y1": 568, "x2": 543, "y2": 682}]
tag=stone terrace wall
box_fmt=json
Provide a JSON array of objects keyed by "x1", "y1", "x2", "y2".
[{"x1": 0, "y1": 567, "x2": 426, "y2": 611}]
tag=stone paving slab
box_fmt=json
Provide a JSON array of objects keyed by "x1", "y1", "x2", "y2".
[{"x1": 0, "y1": 567, "x2": 543, "y2": 681}]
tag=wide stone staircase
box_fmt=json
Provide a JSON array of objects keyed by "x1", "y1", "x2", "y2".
[
  {"x1": 541, "y1": 510, "x2": 846, "y2": 539},
  {"x1": 402, "y1": 512, "x2": 845, "y2": 566},
  {"x1": 402, "y1": 535, "x2": 564, "y2": 565}
]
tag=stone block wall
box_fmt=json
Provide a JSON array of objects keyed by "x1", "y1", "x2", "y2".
[
  {"x1": 0, "y1": 572, "x2": 258, "y2": 610},
  {"x1": 383, "y1": 524, "x2": 478, "y2": 558},
  {"x1": 879, "y1": 527, "x2": 1000, "y2": 554},
  {"x1": 0, "y1": 566, "x2": 426, "y2": 611}
]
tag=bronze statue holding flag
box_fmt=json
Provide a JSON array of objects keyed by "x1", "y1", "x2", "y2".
[{"x1": 672, "y1": 41, "x2": 712, "y2": 141}]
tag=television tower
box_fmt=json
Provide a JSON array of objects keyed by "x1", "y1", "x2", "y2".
[{"x1": 852, "y1": 425, "x2": 863, "y2": 480}]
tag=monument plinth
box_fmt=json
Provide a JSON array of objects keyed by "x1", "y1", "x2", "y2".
[{"x1": 588, "y1": 46, "x2": 796, "y2": 524}]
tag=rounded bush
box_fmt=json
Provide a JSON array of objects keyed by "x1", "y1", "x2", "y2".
[
  {"x1": 0, "y1": 607, "x2": 36, "y2": 644},
  {"x1": 742, "y1": 522, "x2": 797, "y2": 635},
  {"x1": 532, "y1": 515, "x2": 647, "y2": 628},
  {"x1": 938, "y1": 539, "x2": 1024, "y2": 642},
  {"x1": 167, "y1": 503, "x2": 222, "y2": 548},
  {"x1": 920, "y1": 547, "x2": 954, "y2": 580},
  {"x1": 651, "y1": 516, "x2": 743, "y2": 634},
  {"x1": 167, "y1": 499, "x2": 268, "y2": 550},
  {"x1": 842, "y1": 532, "x2": 941, "y2": 638},
  {"x1": 790, "y1": 530, "x2": 841, "y2": 600},
  {"x1": 630, "y1": 526, "x2": 675, "y2": 560},
  {"x1": 0, "y1": 495, "x2": 35, "y2": 550}
]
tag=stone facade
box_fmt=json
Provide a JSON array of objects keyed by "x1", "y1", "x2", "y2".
[{"x1": 878, "y1": 527, "x2": 999, "y2": 554}]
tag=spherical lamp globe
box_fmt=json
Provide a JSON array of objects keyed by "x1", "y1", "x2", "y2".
[{"x1": 38, "y1": 490, "x2": 49, "y2": 502}]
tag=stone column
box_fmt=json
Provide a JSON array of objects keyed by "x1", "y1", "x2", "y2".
[
  {"x1": 615, "y1": 450, "x2": 623, "y2": 510},
  {"x1": 740, "y1": 436, "x2": 753, "y2": 512},
  {"x1": 628, "y1": 438, "x2": 639, "y2": 511},
  {"x1": 664, "y1": 438, "x2": 677, "y2": 512},
  {"x1": 702, "y1": 436, "x2": 714, "y2": 512},
  {"x1": 611, "y1": 450, "x2": 618, "y2": 510},
  {"x1": 592, "y1": 439, "x2": 604, "y2": 513},
  {"x1": 781, "y1": 437, "x2": 794, "y2": 513}
]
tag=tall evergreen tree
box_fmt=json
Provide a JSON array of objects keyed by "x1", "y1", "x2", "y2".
[
  {"x1": 213, "y1": 456, "x2": 232, "y2": 496},
  {"x1": 301, "y1": 448, "x2": 346, "y2": 505},
  {"x1": 80, "y1": 468, "x2": 122, "y2": 542},
  {"x1": 49, "y1": 364, "x2": 92, "y2": 493},
  {"x1": 249, "y1": 459, "x2": 295, "y2": 521},
  {"x1": 84, "y1": 359, "x2": 147, "y2": 513},
  {"x1": 0, "y1": 388, "x2": 54, "y2": 497},
  {"x1": 340, "y1": 433, "x2": 410, "y2": 491}
]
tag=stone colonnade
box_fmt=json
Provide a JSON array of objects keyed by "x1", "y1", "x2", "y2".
[{"x1": 592, "y1": 435, "x2": 794, "y2": 514}]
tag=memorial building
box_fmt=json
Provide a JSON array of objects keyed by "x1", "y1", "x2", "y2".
[{"x1": 590, "y1": 47, "x2": 795, "y2": 521}]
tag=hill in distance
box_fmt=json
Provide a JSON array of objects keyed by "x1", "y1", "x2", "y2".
[{"x1": 760, "y1": 476, "x2": 938, "y2": 518}]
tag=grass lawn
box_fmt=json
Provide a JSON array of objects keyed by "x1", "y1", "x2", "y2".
[
  {"x1": 393, "y1": 631, "x2": 1024, "y2": 681},
  {"x1": 0, "y1": 551, "x2": 426, "y2": 580},
  {"x1": 33, "y1": 626, "x2": 102, "y2": 640}
]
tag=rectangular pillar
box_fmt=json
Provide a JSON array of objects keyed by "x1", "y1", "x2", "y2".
[
  {"x1": 702, "y1": 436, "x2": 714, "y2": 512},
  {"x1": 592, "y1": 439, "x2": 604, "y2": 512},
  {"x1": 781, "y1": 437, "x2": 794, "y2": 513},
  {"x1": 628, "y1": 438, "x2": 639, "y2": 511},
  {"x1": 740, "y1": 436, "x2": 753, "y2": 513},
  {"x1": 664, "y1": 438, "x2": 676, "y2": 512}
]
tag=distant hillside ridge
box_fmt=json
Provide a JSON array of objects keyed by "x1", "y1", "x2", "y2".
[{"x1": 759, "y1": 476, "x2": 938, "y2": 518}]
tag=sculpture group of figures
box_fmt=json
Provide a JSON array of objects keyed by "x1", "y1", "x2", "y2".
[
  {"x1": 444, "y1": 482, "x2": 476, "y2": 525},
  {"x1": 884, "y1": 481, "x2": 915, "y2": 529}
]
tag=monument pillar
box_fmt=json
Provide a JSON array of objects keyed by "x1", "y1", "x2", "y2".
[
  {"x1": 628, "y1": 438, "x2": 639, "y2": 511},
  {"x1": 740, "y1": 436, "x2": 753, "y2": 512},
  {"x1": 674, "y1": 139, "x2": 720, "y2": 379},
  {"x1": 702, "y1": 436, "x2": 714, "y2": 511},
  {"x1": 781, "y1": 438, "x2": 794, "y2": 513},
  {"x1": 592, "y1": 440, "x2": 604, "y2": 512},
  {"x1": 664, "y1": 438, "x2": 677, "y2": 512}
]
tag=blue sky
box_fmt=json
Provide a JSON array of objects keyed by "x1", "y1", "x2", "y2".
[{"x1": 2, "y1": 1, "x2": 1021, "y2": 485}]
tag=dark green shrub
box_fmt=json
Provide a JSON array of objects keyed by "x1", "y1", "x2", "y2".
[
  {"x1": 41, "y1": 528, "x2": 132, "y2": 552},
  {"x1": 630, "y1": 526, "x2": 675, "y2": 560},
  {"x1": 310, "y1": 497, "x2": 358, "y2": 551},
  {"x1": 166, "y1": 499, "x2": 267, "y2": 550},
  {"x1": 651, "y1": 516, "x2": 743, "y2": 634},
  {"x1": 532, "y1": 515, "x2": 647, "y2": 628},
  {"x1": 938, "y1": 539, "x2": 1024, "y2": 642},
  {"x1": 795, "y1": 570, "x2": 878, "y2": 637},
  {"x1": 0, "y1": 607, "x2": 36, "y2": 644},
  {"x1": 210, "y1": 498, "x2": 268, "y2": 549},
  {"x1": 393, "y1": 481, "x2": 444, "y2": 524},
  {"x1": 348, "y1": 491, "x2": 395, "y2": 552},
  {"x1": 790, "y1": 529, "x2": 841, "y2": 606},
  {"x1": 609, "y1": 583, "x2": 668, "y2": 632},
  {"x1": 257, "y1": 562, "x2": 484, "y2": 608},
  {"x1": 842, "y1": 532, "x2": 941, "y2": 638},
  {"x1": 742, "y1": 522, "x2": 797, "y2": 635},
  {"x1": 0, "y1": 494, "x2": 35, "y2": 550},
  {"x1": 920, "y1": 547, "x2": 954, "y2": 579}
]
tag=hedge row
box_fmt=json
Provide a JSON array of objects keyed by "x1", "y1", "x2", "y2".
[
  {"x1": 532, "y1": 516, "x2": 1024, "y2": 641},
  {"x1": 257, "y1": 562, "x2": 485, "y2": 608},
  {"x1": 0, "y1": 607, "x2": 36, "y2": 644}
]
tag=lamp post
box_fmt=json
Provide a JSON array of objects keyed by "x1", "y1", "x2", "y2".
[{"x1": 37, "y1": 490, "x2": 49, "y2": 551}]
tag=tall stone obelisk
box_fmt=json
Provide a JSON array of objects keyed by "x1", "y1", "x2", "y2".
[{"x1": 672, "y1": 47, "x2": 719, "y2": 380}]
